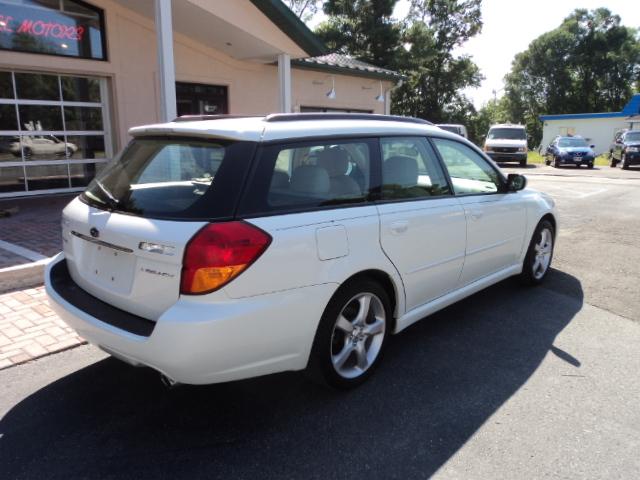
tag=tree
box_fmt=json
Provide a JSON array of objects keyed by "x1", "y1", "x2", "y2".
[
  {"x1": 392, "y1": 0, "x2": 483, "y2": 123},
  {"x1": 503, "y1": 8, "x2": 640, "y2": 146},
  {"x1": 284, "y1": 0, "x2": 321, "y2": 22},
  {"x1": 314, "y1": 0, "x2": 402, "y2": 68}
]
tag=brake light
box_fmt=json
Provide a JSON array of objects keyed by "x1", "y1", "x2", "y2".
[{"x1": 180, "y1": 221, "x2": 271, "y2": 295}]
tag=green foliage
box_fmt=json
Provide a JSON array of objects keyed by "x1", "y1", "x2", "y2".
[
  {"x1": 284, "y1": 0, "x2": 321, "y2": 22},
  {"x1": 315, "y1": 0, "x2": 402, "y2": 68},
  {"x1": 314, "y1": 0, "x2": 483, "y2": 125},
  {"x1": 502, "y1": 8, "x2": 640, "y2": 146}
]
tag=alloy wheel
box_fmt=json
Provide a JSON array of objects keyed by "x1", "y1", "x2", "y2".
[{"x1": 330, "y1": 293, "x2": 386, "y2": 379}]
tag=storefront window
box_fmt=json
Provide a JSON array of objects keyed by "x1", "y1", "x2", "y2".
[
  {"x1": 0, "y1": 70, "x2": 111, "y2": 196},
  {"x1": 0, "y1": 0, "x2": 106, "y2": 60}
]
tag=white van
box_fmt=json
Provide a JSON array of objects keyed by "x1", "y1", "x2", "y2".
[{"x1": 484, "y1": 124, "x2": 528, "y2": 166}]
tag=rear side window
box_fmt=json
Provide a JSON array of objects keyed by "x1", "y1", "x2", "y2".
[
  {"x1": 240, "y1": 139, "x2": 374, "y2": 215},
  {"x1": 81, "y1": 137, "x2": 254, "y2": 220},
  {"x1": 380, "y1": 137, "x2": 451, "y2": 199}
]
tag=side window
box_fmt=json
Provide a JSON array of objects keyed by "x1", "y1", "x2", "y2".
[
  {"x1": 380, "y1": 137, "x2": 451, "y2": 200},
  {"x1": 432, "y1": 138, "x2": 502, "y2": 195},
  {"x1": 242, "y1": 139, "x2": 372, "y2": 215}
]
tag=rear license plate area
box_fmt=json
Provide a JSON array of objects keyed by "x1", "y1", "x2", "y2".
[{"x1": 87, "y1": 244, "x2": 136, "y2": 294}]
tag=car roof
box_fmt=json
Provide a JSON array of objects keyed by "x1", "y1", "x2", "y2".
[{"x1": 129, "y1": 114, "x2": 458, "y2": 143}]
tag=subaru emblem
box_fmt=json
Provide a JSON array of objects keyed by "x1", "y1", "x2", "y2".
[{"x1": 90, "y1": 227, "x2": 100, "y2": 238}]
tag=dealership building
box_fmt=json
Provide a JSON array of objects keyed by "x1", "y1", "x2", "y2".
[{"x1": 0, "y1": 0, "x2": 401, "y2": 198}]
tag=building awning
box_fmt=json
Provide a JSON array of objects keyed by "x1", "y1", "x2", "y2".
[
  {"x1": 539, "y1": 94, "x2": 640, "y2": 121},
  {"x1": 292, "y1": 53, "x2": 404, "y2": 81},
  {"x1": 113, "y1": 0, "x2": 326, "y2": 61}
]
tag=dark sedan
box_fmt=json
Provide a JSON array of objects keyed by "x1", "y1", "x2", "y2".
[
  {"x1": 544, "y1": 136, "x2": 595, "y2": 168},
  {"x1": 610, "y1": 130, "x2": 640, "y2": 169}
]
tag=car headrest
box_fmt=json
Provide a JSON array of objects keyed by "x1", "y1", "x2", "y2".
[
  {"x1": 383, "y1": 155, "x2": 418, "y2": 187},
  {"x1": 318, "y1": 147, "x2": 350, "y2": 177},
  {"x1": 270, "y1": 170, "x2": 290, "y2": 189},
  {"x1": 290, "y1": 165, "x2": 330, "y2": 194}
]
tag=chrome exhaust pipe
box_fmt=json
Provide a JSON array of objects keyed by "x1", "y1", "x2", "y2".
[{"x1": 160, "y1": 373, "x2": 180, "y2": 389}]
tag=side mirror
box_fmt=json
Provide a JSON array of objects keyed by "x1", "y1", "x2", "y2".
[
  {"x1": 590, "y1": 144, "x2": 595, "y2": 149},
  {"x1": 507, "y1": 173, "x2": 527, "y2": 192}
]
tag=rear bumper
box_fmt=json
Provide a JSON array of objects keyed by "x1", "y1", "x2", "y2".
[{"x1": 45, "y1": 254, "x2": 337, "y2": 384}]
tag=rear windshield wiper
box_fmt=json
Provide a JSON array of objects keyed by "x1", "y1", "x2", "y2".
[{"x1": 93, "y1": 180, "x2": 120, "y2": 209}]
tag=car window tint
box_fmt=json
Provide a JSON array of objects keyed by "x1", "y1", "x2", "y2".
[
  {"x1": 242, "y1": 139, "x2": 372, "y2": 215},
  {"x1": 433, "y1": 138, "x2": 502, "y2": 195},
  {"x1": 380, "y1": 137, "x2": 451, "y2": 199}
]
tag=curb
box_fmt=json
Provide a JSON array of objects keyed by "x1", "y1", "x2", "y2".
[
  {"x1": 0, "y1": 340, "x2": 88, "y2": 371},
  {"x1": 0, "y1": 258, "x2": 49, "y2": 294}
]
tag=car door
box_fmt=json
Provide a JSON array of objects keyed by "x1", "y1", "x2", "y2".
[
  {"x1": 613, "y1": 132, "x2": 624, "y2": 160},
  {"x1": 431, "y1": 137, "x2": 527, "y2": 287},
  {"x1": 376, "y1": 136, "x2": 466, "y2": 312}
]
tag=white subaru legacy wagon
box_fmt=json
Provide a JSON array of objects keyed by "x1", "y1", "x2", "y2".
[{"x1": 45, "y1": 113, "x2": 557, "y2": 389}]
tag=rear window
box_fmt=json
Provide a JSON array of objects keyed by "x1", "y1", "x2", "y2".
[
  {"x1": 239, "y1": 138, "x2": 375, "y2": 216},
  {"x1": 81, "y1": 137, "x2": 254, "y2": 220}
]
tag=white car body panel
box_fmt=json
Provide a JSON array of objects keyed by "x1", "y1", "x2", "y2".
[{"x1": 45, "y1": 115, "x2": 558, "y2": 385}]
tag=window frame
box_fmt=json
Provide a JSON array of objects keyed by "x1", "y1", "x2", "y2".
[
  {"x1": 428, "y1": 135, "x2": 509, "y2": 197},
  {"x1": 375, "y1": 135, "x2": 454, "y2": 205},
  {"x1": 237, "y1": 135, "x2": 381, "y2": 219},
  {"x1": 0, "y1": 69, "x2": 112, "y2": 198}
]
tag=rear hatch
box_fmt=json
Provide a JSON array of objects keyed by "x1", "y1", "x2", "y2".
[{"x1": 62, "y1": 136, "x2": 254, "y2": 320}]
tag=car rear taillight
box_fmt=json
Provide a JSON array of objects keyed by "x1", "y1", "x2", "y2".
[{"x1": 180, "y1": 221, "x2": 271, "y2": 295}]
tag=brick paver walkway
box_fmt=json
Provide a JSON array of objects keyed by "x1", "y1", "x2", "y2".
[{"x1": 0, "y1": 286, "x2": 84, "y2": 369}]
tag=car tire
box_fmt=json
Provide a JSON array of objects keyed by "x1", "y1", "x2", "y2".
[
  {"x1": 65, "y1": 147, "x2": 74, "y2": 158},
  {"x1": 588, "y1": 163, "x2": 594, "y2": 169},
  {"x1": 307, "y1": 278, "x2": 391, "y2": 389},
  {"x1": 621, "y1": 154, "x2": 629, "y2": 170},
  {"x1": 22, "y1": 147, "x2": 32, "y2": 159},
  {"x1": 545, "y1": 159, "x2": 551, "y2": 166},
  {"x1": 610, "y1": 158, "x2": 617, "y2": 168},
  {"x1": 519, "y1": 159, "x2": 526, "y2": 167},
  {"x1": 553, "y1": 157, "x2": 560, "y2": 168},
  {"x1": 520, "y1": 219, "x2": 555, "y2": 286}
]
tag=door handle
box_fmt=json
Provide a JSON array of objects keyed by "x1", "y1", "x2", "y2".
[{"x1": 389, "y1": 220, "x2": 409, "y2": 235}]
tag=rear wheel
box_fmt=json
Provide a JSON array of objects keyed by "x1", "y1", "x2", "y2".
[
  {"x1": 520, "y1": 219, "x2": 554, "y2": 285},
  {"x1": 553, "y1": 156, "x2": 560, "y2": 168},
  {"x1": 307, "y1": 279, "x2": 391, "y2": 389}
]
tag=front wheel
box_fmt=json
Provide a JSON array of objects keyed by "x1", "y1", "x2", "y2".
[
  {"x1": 553, "y1": 156, "x2": 560, "y2": 168},
  {"x1": 520, "y1": 219, "x2": 555, "y2": 285},
  {"x1": 621, "y1": 154, "x2": 629, "y2": 170},
  {"x1": 307, "y1": 279, "x2": 391, "y2": 389}
]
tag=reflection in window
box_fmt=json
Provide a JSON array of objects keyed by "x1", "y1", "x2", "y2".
[
  {"x1": 61, "y1": 76, "x2": 101, "y2": 102},
  {"x1": 20, "y1": 135, "x2": 69, "y2": 160},
  {"x1": 0, "y1": 72, "x2": 13, "y2": 99},
  {"x1": 64, "y1": 106, "x2": 103, "y2": 130},
  {"x1": 18, "y1": 105, "x2": 64, "y2": 131},
  {"x1": 0, "y1": 166, "x2": 26, "y2": 193},
  {"x1": 25, "y1": 164, "x2": 70, "y2": 190},
  {"x1": 70, "y1": 163, "x2": 103, "y2": 187},
  {"x1": 15, "y1": 73, "x2": 60, "y2": 100},
  {"x1": 65, "y1": 136, "x2": 105, "y2": 159},
  {"x1": 433, "y1": 138, "x2": 501, "y2": 195},
  {"x1": 0, "y1": 105, "x2": 18, "y2": 130},
  {"x1": 0, "y1": 136, "x2": 21, "y2": 162}
]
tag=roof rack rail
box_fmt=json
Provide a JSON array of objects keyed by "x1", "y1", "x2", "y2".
[
  {"x1": 172, "y1": 114, "x2": 255, "y2": 122},
  {"x1": 264, "y1": 113, "x2": 433, "y2": 125}
]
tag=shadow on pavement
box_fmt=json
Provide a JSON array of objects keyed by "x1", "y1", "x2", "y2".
[{"x1": 0, "y1": 269, "x2": 583, "y2": 480}]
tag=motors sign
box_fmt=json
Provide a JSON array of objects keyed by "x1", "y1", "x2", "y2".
[{"x1": 0, "y1": 1, "x2": 105, "y2": 60}]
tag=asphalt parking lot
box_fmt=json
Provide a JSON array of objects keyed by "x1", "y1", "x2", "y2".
[{"x1": 1, "y1": 164, "x2": 639, "y2": 480}]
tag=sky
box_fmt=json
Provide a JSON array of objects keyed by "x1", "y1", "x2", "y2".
[{"x1": 308, "y1": 1, "x2": 639, "y2": 108}]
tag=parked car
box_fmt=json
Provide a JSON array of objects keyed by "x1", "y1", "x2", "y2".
[
  {"x1": 483, "y1": 124, "x2": 528, "y2": 166},
  {"x1": 610, "y1": 130, "x2": 640, "y2": 169},
  {"x1": 45, "y1": 113, "x2": 557, "y2": 389},
  {"x1": 544, "y1": 135, "x2": 595, "y2": 168},
  {"x1": 436, "y1": 124, "x2": 468, "y2": 139},
  {"x1": 9, "y1": 135, "x2": 77, "y2": 158}
]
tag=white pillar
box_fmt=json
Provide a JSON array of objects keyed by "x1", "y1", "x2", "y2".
[
  {"x1": 384, "y1": 89, "x2": 391, "y2": 115},
  {"x1": 277, "y1": 53, "x2": 292, "y2": 113},
  {"x1": 155, "y1": 0, "x2": 177, "y2": 122}
]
